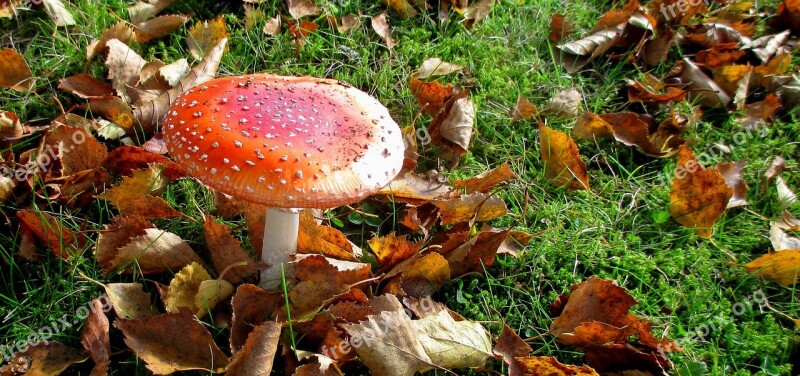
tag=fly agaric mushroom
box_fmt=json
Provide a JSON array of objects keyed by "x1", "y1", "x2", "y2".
[{"x1": 163, "y1": 74, "x2": 404, "y2": 289}]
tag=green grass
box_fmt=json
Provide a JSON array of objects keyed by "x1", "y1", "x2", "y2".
[{"x1": 1, "y1": 0, "x2": 799, "y2": 374}]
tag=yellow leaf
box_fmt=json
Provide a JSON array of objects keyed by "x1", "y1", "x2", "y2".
[{"x1": 744, "y1": 250, "x2": 800, "y2": 286}]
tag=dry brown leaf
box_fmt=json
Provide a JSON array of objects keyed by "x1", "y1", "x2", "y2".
[
  {"x1": 429, "y1": 90, "x2": 475, "y2": 156},
  {"x1": 105, "y1": 39, "x2": 147, "y2": 104},
  {"x1": 128, "y1": 0, "x2": 174, "y2": 24},
  {"x1": 572, "y1": 112, "x2": 613, "y2": 141},
  {"x1": 341, "y1": 297, "x2": 434, "y2": 376},
  {"x1": 416, "y1": 58, "x2": 463, "y2": 79},
  {"x1": 0, "y1": 48, "x2": 34, "y2": 91},
  {"x1": 263, "y1": 15, "x2": 282, "y2": 36},
  {"x1": 412, "y1": 309, "x2": 492, "y2": 369},
  {"x1": 59, "y1": 74, "x2": 115, "y2": 99},
  {"x1": 598, "y1": 112, "x2": 680, "y2": 157},
  {"x1": 86, "y1": 22, "x2": 136, "y2": 60},
  {"x1": 104, "y1": 283, "x2": 159, "y2": 319},
  {"x1": 115, "y1": 309, "x2": 230, "y2": 374},
  {"x1": 17, "y1": 209, "x2": 85, "y2": 259},
  {"x1": 134, "y1": 14, "x2": 189, "y2": 42},
  {"x1": 516, "y1": 357, "x2": 599, "y2": 376},
  {"x1": 445, "y1": 229, "x2": 509, "y2": 276},
  {"x1": 42, "y1": 0, "x2": 75, "y2": 26},
  {"x1": 463, "y1": 0, "x2": 494, "y2": 28},
  {"x1": 0, "y1": 342, "x2": 87, "y2": 376},
  {"x1": 626, "y1": 74, "x2": 686, "y2": 103},
  {"x1": 226, "y1": 321, "x2": 281, "y2": 375},
  {"x1": 539, "y1": 124, "x2": 589, "y2": 191},
  {"x1": 744, "y1": 250, "x2": 800, "y2": 286},
  {"x1": 297, "y1": 210, "x2": 356, "y2": 261},
  {"x1": 432, "y1": 192, "x2": 507, "y2": 225},
  {"x1": 230, "y1": 284, "x2": 285, "y2": 351},
  {"x1": 382, "y1": 252, "x2": 450, "y2": 297},
  {"x1": 556, "y1": 24, "x2": 623, "y2": 74},
  {"x1": 510, "y1": 96, "x2": 537, "y2": 122},
  {"x1": 44, "y1": 125, "x2": 108, "y2": 177},
  {"x1": 695, "y1": 45, "x2": 746, "y2": 68},
  {"x1": 742, "y1": 30, "x2": 791, "y2": 63},
  {"x1": 368, "y1": 232, "x2": 419, "y2": 269},
  {"x1": 132, "y1": 37, "x2": 227, "y2": 134},
  {"x1": 549, "y1": 277, "x2": 675, "y2": 373},
  {"x1": 290, "y1": 255, "x2": 372, "y2": 315},
  {"x1": 85, "y1": 97, "x2": 136, "y2": 131},
  {"x1": 680, "y1": 58, "x2": 731, "y2": 108},
  {"x1": 203, "y1": 214, "x2": 263, "y2": 284},
  {"x1": 337, "y1": 14, "x2": 360, "y2": 33},
  {"x1": 377, "y1": 171, "x2": 453, "y2": 204},
  {"x1": 549, "y1": 14, "x2": 574, "y2": 43},
  {"x1": 453, "y1": 162, "x2": 518, "y2": 194},
  {"x1": 493, "y1": 325, "x2": 532, "y2": 376},
  {"x1": 103, "y1": 145, "x2": 186, "y2": 180},
  {"x1": 497, "y1": 230, "x2": 532, "y2": 258},
  {"x1": 770, "y1": 223, "x2": 800, "y2": 251},
  {"x1": 96, "y1": 164, "x2": 171, "y2": 212},
  {"x1": 371, "y1": 12, "x2": 397, "y2": 49},
  {"x1": 717, "y1": 160, "x2": 748, "y2": 208},
  {"x1": 288, "y1": 0, "x2": 320, "y2": 19},
  {"x1": 385, "y1": 0, "x2": 417, "y2": 19},
  {"x1": 187, "y1": 17, "x2": 229, "y2": 60},
  {"x1": 81, "y1": 299, "x2": 111, "y2": 376},
  {"x1": 669, "y1": 146, "x2": 732, "y2": 238},
  {"x1": 409, "y1": 78, "x2": 454, "y2": 116},
  {"x1": 545, "y1": 88, "x2": 582, "y2": 117}
]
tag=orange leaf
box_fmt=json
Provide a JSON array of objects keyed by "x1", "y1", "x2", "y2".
[
  {"x1": 744, "y1": 250, "x2": 800, "y2": 286},
  {"x1": 668, "y1": 146, "x2": 732, "y2": 238},
  {"x1": 368, "y1": 232, "x2": 420, "y2": 269},
  {"x1": 539, "y1": 124, "x2": 589, "y2": 191}
]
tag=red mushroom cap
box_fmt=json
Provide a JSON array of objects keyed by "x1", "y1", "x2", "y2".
[{"x1": 163, "y1": 74, "x2": 404, "y2": 208}]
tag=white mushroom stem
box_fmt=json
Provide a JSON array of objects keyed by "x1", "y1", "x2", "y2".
[{"x1": 259, "y1": 207, "x2": 299, "y2": 290}]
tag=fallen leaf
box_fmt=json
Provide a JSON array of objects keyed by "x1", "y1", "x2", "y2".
[
  {"x1": 204, "y1": 214, "x2": 262, "y2": 284},
  {"x1": 497, "y1": 230, "x2": 532, "y2": 257},
  {"x1": 59, "y1": 74, "x2": 115, "y2": 99},
  {"x1": 412, "y1": 309, "x2": 492, "y2": 369},
  {"x1": 297, "y1": 210, "x2": 357, "y2": 261},
  {"x1": 680, "y1": 58, "x2": 731, "y2": 108},
  {"x1": 290, "y1": 255, "x2": 372, "y2": 315},
  {"x1": 263, "y1": 15, "x2": 282, "y2": 36},
  {"x1": 572, "y1": 112, "x2": 612, "y2": 141},
  {"x1": 453, "y1": 162, "x2": 518, "y2": 193},
  {"x1": 104, "y1": 282, "x2": 159, "y2": 319},
  {"x1": 744, "y1": 250, "x2": 800, "y2": 286},
  {"x1": 510, "y1": 96, "x2": 537, "y2": 122},
  {"x1": 368, "y1": 232, "x2": 419, "y2": 269},
  {"x1": 81, "y1": 299, "x2": 111, "y2": 376},
  {"x1": 17, "y1": 209, "x2": 85, "y2": 259},
  {"x1": 244, "y1": 5, "x2": 265, "y2": 31},
  {"x1": 105, "y1": 39, "x2": 147, "y2": 104},
  {"x1": 695, "y1": 45, "x2": 746, "y2": 68},
  {"x1": 742, "y1": 30, "x2": 791, "y2": 63},
  {"x1": 770, "y1": 223, "x2": 800, "y2": 251},
  {"x1": 669, "y1": 146, "x2": 732, "y2": 238},
  {"x1": 0, "y1": 48, "x2": 34, "y2": 91},
  {"x1": 717, "y1": 160, "x2": 748, "y2": 208},
  {"x1": 415, "y1": 58, "x2": 463, "y2": 79},
  {"x1": 429, "y1": 90, "x2": 475, "y2": 156},
  {"x1": 134, "y1": 14, "x2": 189, "y2": 42},
  {"x1": 96, "y1": 164, "x2": 171, "y2": 212},
  {"x1": 85, "y1": 97, "x2": 136, "y2": 131},
  {"x1": 549, "y1": 14, "x2": 574, "y2": 43},
  {"x1": 550, "y1": 277, "x2": 675, "y2": 373},
  {"x1": 128, "y1": 0, "x2": 174, "y2": 24},
  {"x1": 41, "y1": 0, "x2": 75, "y2": 26},
  {"x1": 115, "y1": 309, "x2": 230, "y2": 374},
  {"x1": 43, "y1": 125, "x2": 108, "y2": 177},
  {"x1": 409, "y1": 78, "x2": 454, "y2": 116},
  {"x1": 230, "y1": 284, "x2": 284, "y2": 351},
  {"x1": 377, "y1": 171, "x2": 453, "y2": 204},
  {"x1": 382, "y1": 252, "x2": 450, "y2": 297},
  {"x1": 288, "y1": 0, "x2": 320, "y2": 19},
  {"x1": 556, "y1": 24, "x2": 624, "y2": 74},
  {"x1": 0, "y1": 342, "x2": 87, "y2": 376},
  {"x1": 463, "y1": 0, "x2": 494, "y2": 28},
  {"x1": 103, "y1": 145, "x2": 186, "y2": 180},
  {"x1": 762, "y1": 156, "x2": 787, "y2": 192},
  {"x1": 777, "y1": 176, "x2": 798, "y2": 210},
  {"x1": 516, "y1": 357, "x2": 599, "y2": 376},
  {"x1": 187, "y1": 17, "x2": 229, "y2": 60},
  {"x1": 371, "y1": 12, "x2": 397, "y2": 49},
  {"x1": 226, "y1": 321, "x2": 281, "y2": 375},
  {"x1": 337, "y1": 14, "x2": 360, "y2": 33},
  {"x1": 86, "y1": 21, "x2": 136, "y2": 60},
  {"x1": 341, "y1": 297, "x2": 435, "y2": 376},
  {"x1": 432, "y1": 192, "x2": 508, "y2": 225},
  {"x1": 539, "y1": 124, "x2": 589, "y2": 191},
  {"x1": 163, "y1": 262, "x2": 232, "y2": 318},
  {"x1": 132, "y1": 37, "x2": 227, "y2": 134},
  {"x1": 545, "y1": 88, "x2": 582, "y2": 117},
  {"x1": 445, "y1": 229, "x2": 509, "y2": 275},
  {"x1": 385, "y1": 0, "x2": 417, "y2": 19},
  {"x1": 494, "y1": 325, "x2": 532, "y2": 376},
  {"x1": 96, "y1": 217, "x2": 201, "y2": 274},
  {"x1": 598, "y1": 112, "x2": 680, "y2": 157},
  {"x1": 626, "y1": 74, "x2": 686, "y2": 103}
]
